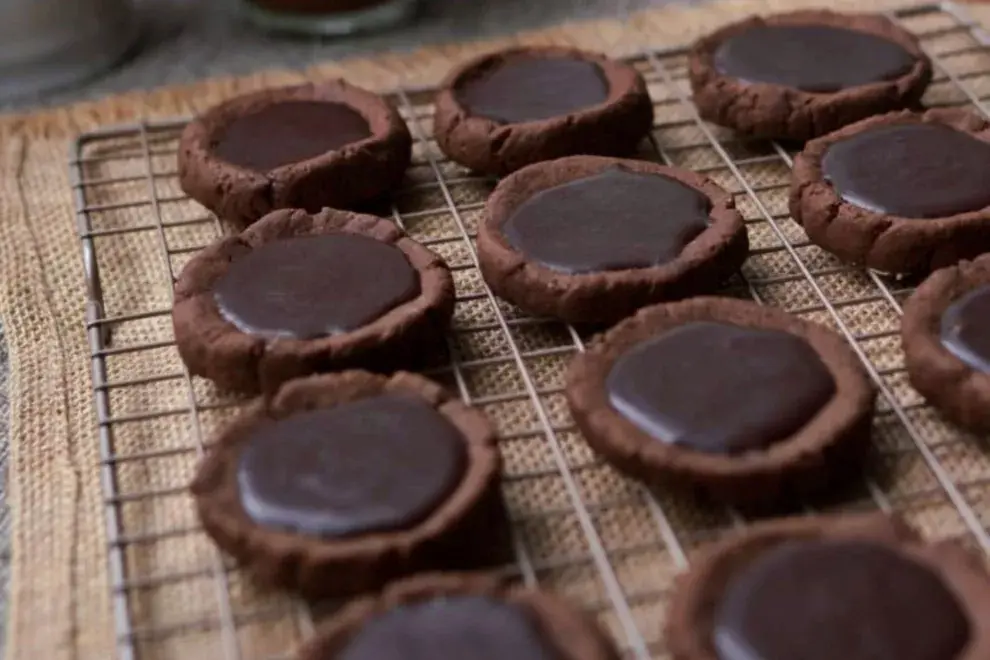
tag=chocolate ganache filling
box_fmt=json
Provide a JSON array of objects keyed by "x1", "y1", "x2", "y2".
[
  {"x1": 213, "y1": 100, "x2": 371, "y2": 172},
  {"x1": 237, "y1": 394, "x2": 467, "y2": 537},
  {"x1": 606, "y1": 321, "x2": 835, "y2": 454},
  {"x1": 941, "y1": 282, "x2": 990, "y2": 373},
  {"x1": 821, "y1": 123, "x2": 990, "y2": 219},
  {"x1": 713, "y1": 24, "x2": 916, "y2": 93},
  {"x1": 456, "y1": 56, "x2": 609, "y2": 124},
  {"x1": 714, "y1": 540, "x2": 970, "y2": 660},
  {"x1": 339, "y1": 595, "x2": 562, "y2": 660},
  {"x1": 214, "y1": 234, "x2": 420, "y2": 340},
  {"x1": 502, "y1": 166, "x2": 710, "y2": 274}
]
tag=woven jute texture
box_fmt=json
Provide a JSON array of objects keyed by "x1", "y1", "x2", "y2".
[{"x1": 4, "y1": 0, "x2": 990, "y2": 658}]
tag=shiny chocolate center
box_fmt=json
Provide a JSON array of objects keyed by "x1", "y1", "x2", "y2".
[
  {"x1": 212, "y1": 100, "x2": 371, "y2": 172},
  {"x1": 455, "y1": 56, "x2": 608, "y2": 123},
  {"x1": 941, "y1": 282, "x2": 990, "y2": 373},
  {"x1": 214, "y1": 234, "x2": 419, "y2": 340},
  {"x1": 339, "y1": 596, "x2": 562, "y2": 660},
  {"x1": 713, "y1": 24, "x2": 915, "y2": 93},
  {"x1": 606, "y1": 321, "x2": 835, "y2": 454},
  {"x1": 502, "y1": 166, "x2": 710, "y2": 274},
  {"x1": 237, "y1": 394, "x2": 466, "y2": 537},
  {"x1": 822, "y1": 123, "x2": 990, "y2": 219},
  {"x1": 714, "y1": 540, "x2": 970, "y2": 660}
]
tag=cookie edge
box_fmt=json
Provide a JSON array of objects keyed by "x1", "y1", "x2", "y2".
[
  {"x1": 433, "y1": 46, "x2": 655, "y2": 175},
  {"x1": 564, "y1": 296, "x2": 877, "y2": 506},
  {"x1": 190, "y1": 371, "x2": 511, "y2": 599},
  {"x1": 790, "y1": 107, "x2": 990, "y2": 274},
  {"x1": 296, "y1": 572, "x2": 622, "y2": 660},
  {"x1": 902, "y1": 253, "x2": 990, "y2": 431}
]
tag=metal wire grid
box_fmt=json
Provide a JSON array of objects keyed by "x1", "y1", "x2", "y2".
[{"x1": 69, "y1": 3, "x2": 990, "y2": 658}]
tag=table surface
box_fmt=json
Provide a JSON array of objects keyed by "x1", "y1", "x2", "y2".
[{"x1": 0, "y1": 0, "x2": 685, "y2": 655}]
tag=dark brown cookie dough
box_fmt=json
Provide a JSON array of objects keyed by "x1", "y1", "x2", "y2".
[
  {"x1": 689, "y1": 10, "x2": 931, "y2": 142},
  {"x1": 178, "y1": 80, "x2": 411, "y2": 230},
  {"x1": 478, "y1": 156, "x2": 748, "y2": 324},
  {"x1": 433, "y1": 47, "x2": 654, "y2": 176},
  {"x1": 902, "y1": 253, "x2": 990, "y2": 432},
  {"x1": 566, "y1": 297, "x2": 876, "y2": 506},
  {"x1": 172, "y1": 207, "x2": 454, "y2": 394},
  {"x1": 667, "y1": 513, "x2": 990, "y2": 660},
  {"x1": 791, "y1": 108, "x2": 990, "y2": 274},
  {"x1": 297, "y1": 573, "x2": 620, "y2": 660},
  {"x1": 191, "y1": 371, "x2": 511, "y2": 600}
]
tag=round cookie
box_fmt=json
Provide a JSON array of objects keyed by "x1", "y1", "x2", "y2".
[
  {"x1": 565, "y1": 297, "x2": 876, "y2": 506},
  {"x1": 433, "y1": 47, "x2": 654, "y2": 176},
  {"x1": 791, "y1": 108, "x2": 990, "y2": 274},
  {"x1": 902, "y1": 253, "x2": 990, "y2": 432},
  {"x1": 178, "y1": 80, "x2": 411, "y2": 230},
  {"x1": 172, "y1": 207, "x2": 454, "y2": 394},
  {"x1": 689, "y1": 10, "x2": 931, "y2": 142},
  {"x1": 297, "y1": 573, "x2": 620, "y2": 660},
  {"x1": 191, "y1": 371, "x2": 511, "y2": 599},
  {"x1": 478, "y1": 156, "x2": 748, "y2": 324},
  {"x1": 667, "y1": 513, "x2": 990, "y2": 660}
]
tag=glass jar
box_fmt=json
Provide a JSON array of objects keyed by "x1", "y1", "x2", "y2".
[
  {"x1": 242, "y1": 0, "x2": 419, "y2": 36},
  {"x1": 0, "y1": 0, "x2": 138, "y2": 101}
]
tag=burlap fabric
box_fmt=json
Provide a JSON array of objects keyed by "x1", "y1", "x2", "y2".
[{"x1": 3, "y1": 0, "x2": 990, "y2": 658}]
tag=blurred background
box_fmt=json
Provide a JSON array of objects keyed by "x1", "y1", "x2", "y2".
[{"x1": 1, "y1": 0, "x2": 678, "y2": 110}]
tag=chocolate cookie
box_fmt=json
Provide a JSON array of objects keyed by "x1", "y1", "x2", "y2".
[
  {"x1": 565, "y1": 297, "x2": 876, "y2": 506},
  {"x1": 667, "y1": 512, "x2": 990, "y2": 660},
  {"x1": 433, "y1": 47, "x2": 654, "y2": 175},
  {"x1": 791, "y1": 108, "x2": 990, "y2": 274},
  {"x1": 478, "y1": 156, "x2": 748, "y2": 324},
  {"x1": 178, "y1": 80, "x2": 411, "y2": 230},
  {"x1": 172, "y1": 207, "x2": 454, "y2": 394},
  {"x1": 901, "y1": 253, "x2": 990, "y2": 432},
  {"x1": 191, "y1": 371, "x2": 510, "y2": 599},
  {"x1": 689, "y1": 10, "x2": 931, "y2": 142},
  {"x1": 297, "y1": 573, "x2": 620, "y2": 660}
]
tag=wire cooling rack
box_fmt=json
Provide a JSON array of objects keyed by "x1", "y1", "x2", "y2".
[{"x1": 71, "y1": 3, "x2": 990, "y2": 658}]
